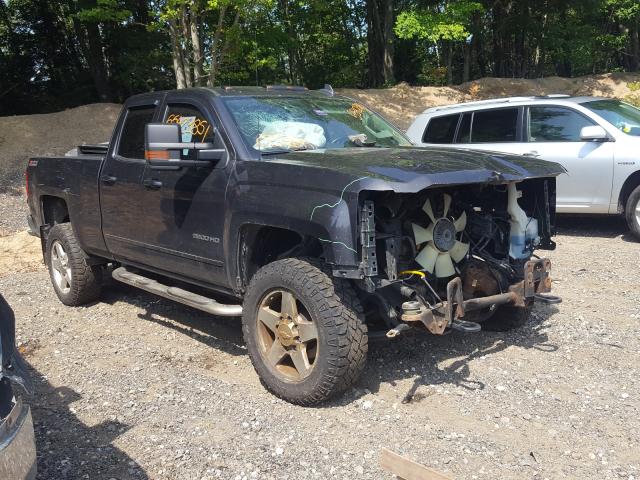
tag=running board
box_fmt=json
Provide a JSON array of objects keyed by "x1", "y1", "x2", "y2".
[{"x1": 112, "y1": 267, "x2": 243, "y2": 317}]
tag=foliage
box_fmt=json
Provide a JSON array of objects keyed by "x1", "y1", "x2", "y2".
[
  {"x1": 395, "y1": 1, "x2": 483, "y2": 43},
  {"x1": 1, "y1": 0, "x2": 640, "y2": 114},
  {"x1": 76, "y1": 0, "x2": 132, "y2": 23},
  {"x1": 625, "y1": 82, "x2": 640, "y2": 107},
  {"x1": 416, "y1": 65, "x2": 448, "y2": 86}
]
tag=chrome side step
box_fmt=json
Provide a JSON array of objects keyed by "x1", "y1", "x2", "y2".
[{"x1": 112, "y1": 267, "x2": 242, "y2": 317}]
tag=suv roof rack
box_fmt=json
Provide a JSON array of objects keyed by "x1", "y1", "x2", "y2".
[
  {"x1": 538, "y1": 94, "x2": 571, "y2": 98},
  {"x1": 424, "y1": 94, "x2": 573, "y2": 113},
  {"x1": 265, "y1": 85, "x2": 308, "y2": 92}
]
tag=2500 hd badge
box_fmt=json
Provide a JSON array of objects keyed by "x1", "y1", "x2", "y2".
[{"x1": 192, "y1": 233, "x2": 220, "y2": 243}]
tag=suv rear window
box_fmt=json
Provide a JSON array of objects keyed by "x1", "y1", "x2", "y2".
[
  {"x1": 118, "y1": 105, "x2": 156, "y2": 158},
  {"x1": 423, "y1": 114, "x2": 459, "y2": 143},
  {"x1": 470, "y1": 108, "x2": 518, "y2": 143}
]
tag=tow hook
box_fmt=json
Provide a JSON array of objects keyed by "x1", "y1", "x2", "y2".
[{"x1": 386, "y1": 323, "x2": 411, "y2": 338}]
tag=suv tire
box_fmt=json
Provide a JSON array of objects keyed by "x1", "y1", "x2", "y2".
[
  {"x1": 46, "y1": 223, "x2": 102, "y2": 306},
  {"x1": 481, "y1": 302, "x2": 532, "y2": 332},
  {"x1": 625, "y1": 184, "x2": 640, "y2": 241},
  {"x1": 242, "y1": 258, "x2": 367, "y2": 405}
]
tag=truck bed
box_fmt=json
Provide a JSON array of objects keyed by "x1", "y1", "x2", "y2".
[{"x1": 26, "y1": 153, "x2": 106, "y2": 256}]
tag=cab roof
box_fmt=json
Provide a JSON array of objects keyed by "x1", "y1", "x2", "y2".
[
  {"x1": 125, "y1": 85, "x2": 341, "y2": 105},
  {"x1": 206, "y1": 85, "x2": 336, "y2": 97}
]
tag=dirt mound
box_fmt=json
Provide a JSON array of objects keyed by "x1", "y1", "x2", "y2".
[
  {"x1": 0, "y1": 230, "x2": 43, "y2": 277},
  {"x1": 459, "y1": 72, "x2": 640, "y2": 99},
  {"x1": 340, "y1": 83, "x2": 468, "y2": 130},
  {"x1": 0, "y1": 103, "x2": 121, "y2": 190}
]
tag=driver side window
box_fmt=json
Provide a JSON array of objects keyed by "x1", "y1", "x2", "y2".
[
  {"x1": 528, "y1": 106, "x2": 595, "y2": 142},
  {"x1": 164, "y1": 104, "x2": 217, "y2": 159}
]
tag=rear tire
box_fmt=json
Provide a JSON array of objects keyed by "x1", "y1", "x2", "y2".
[
  {"x1": 242, "y1": 258, "x2": 367, "y2": 405},
  {"x1": 481, "y1": 303, "x2": 532, "y2": 332},
  {"x1": 46, "y1": 223, "x2": 102, "y2": 306},
  {"x1": 625, "y1": 184, "x2": 640, "y2": 241}
]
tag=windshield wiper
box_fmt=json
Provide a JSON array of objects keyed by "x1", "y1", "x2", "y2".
[
  {"x1": 259, "y1": 148, "x2": 293, "y2": 155},
  {"x1": 260, "y1": 147, "x2": 316, "y2": 155}
]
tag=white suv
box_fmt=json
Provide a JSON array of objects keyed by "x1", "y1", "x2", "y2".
[{"x1": 406, "y1": 96, "x2": 640, "y2": 239}]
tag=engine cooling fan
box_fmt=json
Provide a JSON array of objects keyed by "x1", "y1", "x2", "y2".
[{"x1": 411, "y1": 193, "x2": 469, "y2": 278}]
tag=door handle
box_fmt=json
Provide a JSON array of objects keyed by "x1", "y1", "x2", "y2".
[
  {"x1": 143, "y1": 178, "x2": 163, "y2": 190},
  {"x1": 100, "y1": 175, "x2": 117, "y2": 185},
  {"x1": 524, "y1": 151, "x2": 540, "y2": 158}
]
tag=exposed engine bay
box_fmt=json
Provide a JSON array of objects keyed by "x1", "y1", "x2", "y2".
[{"x1": 361, "y1": 178, "x2": 558, "y2": 335}]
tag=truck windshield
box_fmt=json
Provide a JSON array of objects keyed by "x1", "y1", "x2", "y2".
[
  {"x1": 221, "y1": 96, "x2": 411, "y2": 153},
  {"x1": 583, "y1": 99, "x2": 640, "y2": 136}
]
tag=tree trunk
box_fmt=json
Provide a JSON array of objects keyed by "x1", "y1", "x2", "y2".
[
  {"x1": 219, "y1": 10, "x2": 241, "y2": 76},
  {"x1": 631, "y1": 21, "x2": 640, "y2": 72},
  {"x1": 180, "y1": 5, "x2": 193, "y2": 87},
  {"x1": 472, "y1": 11, "x2": 486, "y2": 77},
  {"x1": 208, "y1": 5, "x2": 228, "y2": 87},
  {"x1": 281, "y1": 0, "x2": 301, "y2": 84},
  {"x1": 169, "y1": 19, "x2": 187, "y2": 89},
  {"x1": 535, "y1": 11, "x2": 548, "y2": 77},
  {"x1": 84, "y1": 22, "x2": 112, "y2": 101},
  {"x1": 366, "y1": 0, "x2": 394, "y2": 87},
  {"x1": 382, "y1": 0, "x2": 395, "y2": 85},
  {"x1": 463, "y1": 43, "x2": 471, "y2": 82},
  {"x1": 190, "y1": 9, "x2": 204, "y2": 85},
  {"x1": 366, "y1": 0, "x2": 383, "y2": 87},
  {"x1": 446, "y1": 42, "x2": 453, "y2": 85},
  {"x1": 491, "y1": 5, "x2": 504, "y2": 77}
]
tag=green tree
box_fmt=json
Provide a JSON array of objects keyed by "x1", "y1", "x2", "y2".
[{"x1": 395, "y1": 0, "x2": 483, "y2": 84}]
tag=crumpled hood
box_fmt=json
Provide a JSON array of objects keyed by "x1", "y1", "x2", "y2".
[{"x1": 266, "y1": 146, "x2": 565, "y2": 192}]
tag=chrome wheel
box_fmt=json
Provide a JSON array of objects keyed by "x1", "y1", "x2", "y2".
[
  {"x1": 256, "y1": 289, "x2": 319, "y2": 382},
  {"x1": 635, "y1": 202, "x2": 640, "y2": 227},
  {"x1": 50, "y1": 240, "x2": 72, "y2": 294}
]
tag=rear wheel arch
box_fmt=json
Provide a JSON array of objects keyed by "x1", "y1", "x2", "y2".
[{"x1": 41, "y1": 195, "x2": 70, "y2": 225}]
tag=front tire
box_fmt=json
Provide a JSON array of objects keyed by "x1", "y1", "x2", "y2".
[
  {"x1": 46, "y1": 223, "x2": 102, "y2": 306},
  {"x1": 625, "y1": 184, "x2": 640, "y2": 241},
  {"x1": 242, "y1": 258, "x2": 367, "y2": 405}
]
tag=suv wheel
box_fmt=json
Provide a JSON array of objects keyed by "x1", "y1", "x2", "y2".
[
  {"x1": 46, "y1": 223, "x2": 102, "y2": 306},
  {"x1": 242, "y1": 258, "x2": 367, "y2": 405},
  {"x1": 625, "y1": 184, "x2": 640, "y2": 241}
]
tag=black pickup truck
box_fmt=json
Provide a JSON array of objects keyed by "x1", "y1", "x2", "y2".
[{"x1": 26, "y1": 85, "x2": 564, "y2": 404}]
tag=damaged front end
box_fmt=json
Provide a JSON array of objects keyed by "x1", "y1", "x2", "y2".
[{"x1": 354, "y1": 178, "x2": 560, "y2": 337}]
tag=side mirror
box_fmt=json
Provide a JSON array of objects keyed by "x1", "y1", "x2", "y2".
[
  {"x1": 145, "y1": 123, "x2": 182, "y2": 160},
  {"x1": 580, "y1": 125, "x2": 609, "y2": 142},
  {"x1": 144, "y1": 123, "x2": 227, "y2": 168}
]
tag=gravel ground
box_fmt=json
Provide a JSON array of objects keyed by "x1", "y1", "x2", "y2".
[
  {"x1": 1, "y1": 214, "x2": 639, "y2": 480},
  {"x1": 0, "y1": 189, "x2": 28, "y2": 235}
]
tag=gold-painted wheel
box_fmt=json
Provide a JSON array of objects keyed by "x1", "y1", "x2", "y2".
[
  {"x1": 242, "y1": 258, "x2": 367, "y2": 405},
  {"x1": 255, "y1": 289, "x2": 318, "y2": 382}
]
